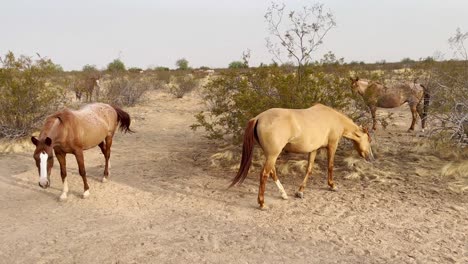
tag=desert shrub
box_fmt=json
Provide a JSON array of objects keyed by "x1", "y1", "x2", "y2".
[
  {"x1": 128, "y1": 67, "x2": 143, "y2": 73},
  {"x1": 102, "y1": 73, "x2": 152, "y2": 106},
  {"x1": 169, "y1": 74, "x2": 198, "y2": 98},
  {"x1": 421, "y1": 29, "x2": 468, "y2": 147},
  {"x1": 0, "y1": 52, "x2": 66, "y2": 139},
  {"x1": 107, "y1": 59, "x2": 126, "y2": 73},
  {"x1": 155, "y1": 70, "x2": 173, "y2": 85},
  {"x1": 191, "y1": 67, "x2": 351, "y2": 143}
]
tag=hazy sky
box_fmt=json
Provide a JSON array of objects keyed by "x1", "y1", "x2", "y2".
[{"x1": 1, "y1": 0, "x2": 467, "y2": 70}]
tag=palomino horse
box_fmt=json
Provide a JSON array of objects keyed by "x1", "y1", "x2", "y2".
[
  {"x1": 31, "y1": 103, "x2": 133, "y2": 200},
  {"x1": 350, "y1": 77, "x2": 430, "y2": 131},
  {"x1": 230, "y1": 104, "x2": 374, "y2": 209}
]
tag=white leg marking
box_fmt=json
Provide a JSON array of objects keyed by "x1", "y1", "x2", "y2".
[
  {"x1": 275, "y1": 180, "x2": 288, "y2": 200},
  {"x1": 101, "y1": 177, "x2": 108, "y2": 183},
  {"x1": 39, "y1": 152, "x2": 49, "y2": 186},
  {"x1": 83, "y1": 190, "x2": 90, "y2": 199},
  {"x1": 59, "y1": 178, "x2": 69, "y2": 200}
]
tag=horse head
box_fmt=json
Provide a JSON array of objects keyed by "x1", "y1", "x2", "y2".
[
  {"x1": 31, "y1": 136, "x2": 54, "y2": 189},
  {"x1": 349, "y1": 77, "x2": 368, "y2": 95},
  {"x1": 352, "y1": 127, "x2": 375, "y2": 162}
]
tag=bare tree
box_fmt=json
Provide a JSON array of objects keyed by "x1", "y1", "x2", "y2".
[
  {"x1": 429, "y1": 28, "x2": 468, "y2": 146},
  {"x1": 265, "y1": 2, "x2": 336, "y2": 75}
]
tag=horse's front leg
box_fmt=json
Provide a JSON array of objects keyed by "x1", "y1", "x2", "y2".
[
  {"x1": 327, "y1": 144, "x2": 338, "y2": 191},
  {"x1": 55, "y1": 151, "x2": 68, "y2": 201},
  {"x1": 296, "y1": 150, "x2": 317, "y2": 198},
  {"x1": 74, "y1": 149, "x2": 90, "y2": 198}
]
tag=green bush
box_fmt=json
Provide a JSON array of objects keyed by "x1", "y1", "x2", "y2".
[
  {"x1": 228, "y1": 61, "x2": 247, "y2": 69},
  {"x1": 191, "y1": 67, "x2": 351, "y2": 143},
  {"x1": 107, "y1": 59, "x2": 126, "y2": 73},
  {"x1": 176, "y1": 58, "x2": 189, "y2": 70},
  {"x1": 0, "y1": 52, "x2": 66, "y2": 139}
]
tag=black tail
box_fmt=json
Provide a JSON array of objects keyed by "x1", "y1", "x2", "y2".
[
  {"x1": 112, "y1": 105, "x2": 134, "y2": 133},
  {"x1": 230, "y1": 119, "x2": 257, "y2": 187},
  {"x1": 421, "y1": 84, "x2": 430, "y2": 129}
]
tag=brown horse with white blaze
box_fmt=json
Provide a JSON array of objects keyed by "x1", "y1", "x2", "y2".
[
  {"x1": 350, "y1": 77, "x2": 430, "y2": 131},
  {"x1": 31, "y1": 103, "x2": 133, "y2": 200},
  {"x1": 230, "y1": 104, "x2": 374, "y2": 209}
]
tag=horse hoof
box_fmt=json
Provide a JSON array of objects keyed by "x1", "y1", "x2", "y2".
[
  {"x1": 101, "y1": 177, "x2": 108, "y2": 183},
  {"x1": 59, "y1": 193, "x2": 68, "y2": 201},
  {"x1": 281, "y1": 193, "x2": 289, "y2": 200},
  {"x1": 295, "y1": 192, "x2": 304, "y2": 199},
  {"x1": 82, "y1": 190, "x2": 90, "y2": 199},
  {"x1": 329, "y1": 186, "x2": 338, "y2": 192},
  {"x1": 259, "y1": 204, "x2": 268, "y2": 211}
]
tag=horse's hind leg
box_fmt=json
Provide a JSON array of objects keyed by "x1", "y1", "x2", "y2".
[
  {"x1": 258, "y1": 156, "x2": 278, "y2": 209},
  {"x1": 98, "y1": 141, "x2": 110, "y2": 183},
  {"x1": 296, "y1": 150, "x2": 317, "y2": 198},
  {"x1": 102, "y1": 136, "x2": 113, "y2": 182},
  {"x1": 56, "y1": 151, "x2": 68, "y2": 201},
  {"x1": 416, "y1": 102, "x2": 426, "y2": 131},
  {"x1": 327, "y1": 143, "x2": 338, "y2": 191},
  {"x1": 270, "y1": 166, "x2": 288, "y2": 200},
  {"x1": 74, "y1": 149, "x2": 90, "y2": 198},
  {"x1": 409, "y1": 104, "x2": 418, "y2": 131}
]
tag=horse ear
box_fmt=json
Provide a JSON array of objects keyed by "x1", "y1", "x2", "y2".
[
  {"x1": 45, "y1": 137, "x2": 52, "y2": 146},
  {"x1": 31, "y1": 136, "x2": 38, "y2": 146}
]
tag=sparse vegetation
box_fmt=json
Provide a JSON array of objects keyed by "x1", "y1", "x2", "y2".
[
  {"x1": 0, "y1": 52, "x2": 65, "y2": 139},
  {"x1": 169, "y1": 74, "x2": 197, "y2": 98}
]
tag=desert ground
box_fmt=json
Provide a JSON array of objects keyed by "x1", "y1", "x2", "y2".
[{"x1": 0, "y1": 88, "x2": 466, "y2": 264}]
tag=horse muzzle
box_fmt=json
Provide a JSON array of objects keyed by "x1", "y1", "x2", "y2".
[
  {"x1": 38, "y1": 181, "x2": 50, "y2": 189},
  {"x1": 366, "y1": 150, "x2": 375, "y2": 162}
]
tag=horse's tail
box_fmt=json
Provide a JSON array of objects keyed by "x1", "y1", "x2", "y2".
[
  {"x1": 421, "y1": 84, "x2": 430, "y2": 129},
  {"x1": 229, "y1": 118, "x2": 258, "y2": 187},
  {"x1": 112, "y1": 105, "x2": 134, "y2": 133}
]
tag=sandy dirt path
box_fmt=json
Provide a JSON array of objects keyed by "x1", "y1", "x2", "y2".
[{"x1": 0, "y1": 90, "x2": 466, "y2": 264}]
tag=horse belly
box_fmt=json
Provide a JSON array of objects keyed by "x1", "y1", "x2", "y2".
[
  {"x1": 284, "y1": 140, "x2": 322, "y2": 153},
  {"x1": 377, "y1": 94, "x2": 402, "y2": 108},
  {"x1": 81, "y1": 126, "x2": 109, "y2": 150}
]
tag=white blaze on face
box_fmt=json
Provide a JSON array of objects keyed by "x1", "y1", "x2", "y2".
[{"x1": 39, "y1": 152, "x2": 48, "y2": 185}]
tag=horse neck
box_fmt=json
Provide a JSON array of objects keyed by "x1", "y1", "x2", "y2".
[
  {"x1": 340, "y1": 117, "x2": 361, "y2": 142},
  {"x1": 39, "y1": 117, "x2": 63, "y2": 145}
]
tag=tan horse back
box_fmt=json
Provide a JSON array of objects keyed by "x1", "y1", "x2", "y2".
[{"x1": 255, "y1": 104, "x2": 353, "y2": 155}]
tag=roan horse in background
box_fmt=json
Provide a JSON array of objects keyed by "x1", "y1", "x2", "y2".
[
  {"x1": 230, "y1": 104, "x2": 374, "y2": 209},
  {"x1": 31, "y1": 103, "x2": 133, "y2": 200},
  {"x1": 74, "y1": 76, "x2": 101, "y2": 102},
  {"x1": 350, "y1": 77, "x2": 430, "y2": 131}
]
